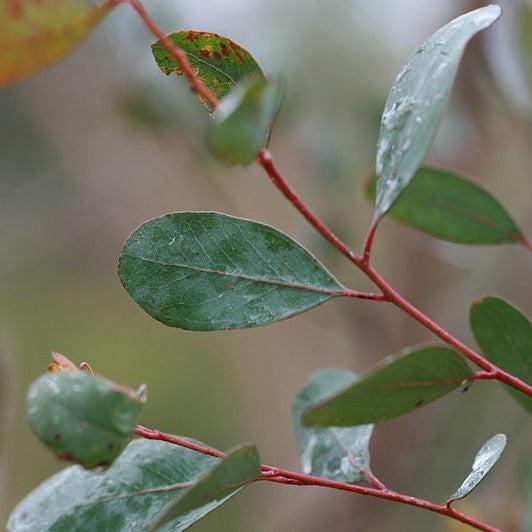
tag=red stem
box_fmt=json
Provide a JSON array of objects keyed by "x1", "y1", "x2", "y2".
[
  {"x1": 257, "y1": 148, "x2": 532, "y2": 397},
  {"x1": 117, "y1": 0, "x2": 218, "y2": 111},
  {"x1": 135, "y1": 425, "x2": 499, "y2": 532},
  {"x1": 121, "y1": 3, "x2": 519, "y2": 529}
]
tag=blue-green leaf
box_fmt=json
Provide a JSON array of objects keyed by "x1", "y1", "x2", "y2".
[
  {"x1": 293, "y1": 369, "x2": 373, "y2": 483},
  {"x1": 448, "y1": 433, "x2": 507, "y2": 503},
  {"x1": 118, "y1": 212, "x2": 344, "y2": 331},
  {"x1": 374, "y1": 5, "x2": 501, "y2": 220}
]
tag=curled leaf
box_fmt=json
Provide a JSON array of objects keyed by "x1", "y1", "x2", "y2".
[
  {"x1": 448, "y1": 433, "x2": 507, "y2": 503},
  {"x1": 27, "y1": 370, "x2": 145, "y2": 469},
  {"x1": 206, "y1": 76, "x2": 285, "y2": 165}
]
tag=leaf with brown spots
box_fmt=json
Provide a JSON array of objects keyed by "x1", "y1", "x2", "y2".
[
  {"x1": 0, "y1": 0, "x2": 114, "y2": 87},
  {"x1": 151, "y1": 30, "x2": 264, "y2": 110}
]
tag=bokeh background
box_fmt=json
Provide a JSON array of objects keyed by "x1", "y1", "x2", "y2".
[{"x1": 1, "y1": 0, "x2": 531, "y2": 530}]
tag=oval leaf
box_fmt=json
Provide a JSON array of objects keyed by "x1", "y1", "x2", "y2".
[
  {"x1": 470, "y1": 297, "x2": 532, "y2": 413},
  {"x1": 151, "y1": 31, "x2": 264, "y2": 110},
  {"x1": 448, "y1": 433, "x2": 507, "y2": 503},
  {"x1": 27, "y1": 371, "x2": 144, "y2": 468},
  {"x1": 374, "y1": 5, "x2": 501, "y2": 220},
  {"x1": 366, "y1": 167, "x2": 524, "y2": 244},
  {"x1": 303, "y1": 346, "x2": 473, "y2": 427},
  {"x1": 0, "y1": 0, "x2": 114, "y2": 87},
  {"x1": 206, "y1": 76, "x2": 285, "y2": 165},
  {"x1": 8, "y1": 438, "x2": 257, "y2": 531},
  {"x1": 153, "y1": 444, "x2": 260, "y2": 529},
  {"x1": 118, "y1": 212, "x2": 344, "y2": 331},
  {"x1": 293, "y1": 369, "x2": 374, "y2": 483}
]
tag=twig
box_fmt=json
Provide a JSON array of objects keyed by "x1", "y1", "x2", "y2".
[{"x1": 135, "y1": 426, "x2": 499, "y2": 532}]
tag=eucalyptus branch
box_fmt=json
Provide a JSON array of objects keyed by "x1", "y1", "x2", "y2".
[
  {"x1": 116, "y1": 4, "x2": 530, "y2": 394},
  {"x1": 135, "y1": 425, "x2": 499, "y2": 532}
]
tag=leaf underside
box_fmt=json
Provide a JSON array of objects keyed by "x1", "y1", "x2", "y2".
[
  {"x1": 448, "y1": 433, "x2": 507, "y2": 502},
  {"x1": 293, "y1": 369, "x2": 374, "y2": 483},
  {"x1": 374, "y1": 5, "x2": 501, "y2": 220}
]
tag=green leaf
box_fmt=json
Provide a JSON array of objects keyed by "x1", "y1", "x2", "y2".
[
  {"x1": 293, "y1": 369, "x2": 374, "y2": 483},
  {"x1": 8, "y1": 438, "x2": 257, "y2": 531},
  {"x1": 448, "y1": 433, "x2": 507, "y2": 503},
  {"x1": 303, "y1": 346, "x2": 473, "y2": 427},
  {"x1": 366, "y1": 167, "x2": 524, "y2": 244},
  {"x1": 153, "y1": 444, "x2": 260, "y2": 529},
  {"x1": 205, "y1": 76, "x2": 284, "y2": 165},
  {"x1": 0, "y1": 0, "x2": 114, "y2": 87},
  {"x1": 470, "y1": 297, "x2": 532, "y2": 413},
  {"x1": 118, "y1": 212, "x2": 344, "y2": 331},
  {"x1": 374, "y1": 5, "x2": 501, "y2": 220},
  {"x1": 27, "y1": 371, "x2": 145, "y2": 469},
  {"x1": 151, "y1": 31, "x2": 264, "y2": 110}
]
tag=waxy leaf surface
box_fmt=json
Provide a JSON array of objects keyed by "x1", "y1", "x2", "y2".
[
  {"x1": 470, "y1": 297, "x2": 532, "y2": 413},
  {"x1": 151, "y1": 31, "x2": 263, "y2": 110},
  {"x1": 293, "y1": 369, "x2": 373, "y2": 483},
  {"x1": 27, "y1": 371, "x2": 144, "y2": 469},
  {"x1": 366, "y1": 167, "x2": 523, "y2": 244},
  {"x1": 119, "y1": 212, "x2": 344, "y2": 330},
  {"x1": 0, "y1": 0, "x2": 113, "y2": 87},
  {"x1": 448, "y1": 433, "x2": 507, "y2": 503},
  {"x1": 374, "y1": 5, "x2": 501, "y2": 219},
  {"x1": 303, "y1": 346, "x2": 473, "y2": 426},
  {"x1": 153, "y1": 444, "x2": 260, "y2": 529},
  {"x1": 8, "y1": 439, "x2": 257, "y2": 531},
  {"x1": 206, "y1": 76, "x2": 284, "y2": 165}
]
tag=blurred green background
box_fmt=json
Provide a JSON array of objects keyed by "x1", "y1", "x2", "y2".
[{"x1": 1, "y1": 0, "x2": 531, "y2": 530}]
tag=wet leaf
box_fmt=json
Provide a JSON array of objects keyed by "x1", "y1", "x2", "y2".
[
  {"x1": 366, "y1": 167, "x2": 524, "y2": 244},
  {"x1": 151, "y1": 31, "x2": 263, "y2": 110},
  {"x1": 118, "y1": 212, "x2": 344, "y2": 331},
  {"x1": 374, "y1": 5, "x2": 501, "y2": 220},
  {"x1": 0, "y1": 0, "x2": 114, "y2": 87},
  {"x1": 27, "y1": 370, "x2": 145, "y2": 469},
  {"x1": 153, "y1": 444, "x2": 260, "y2": 529},
  {"x1": 448, "y1": 433, "x2": 507, "y2": 503},
  {"x1": 293, "y1": 369, "x2": 373, "y2": 483},
  {"x1": 470, "y1": 297, "x2": 532, "y2": 413},
  {"x1": 206, "y1": 76, "x2": 284, "y2": 165},
  {"x1": 303, "y1": 346, "x2": 473, "y2": 426},
  {"x1": 8, "y1": 438, "x2": 257, "y2": 531}
]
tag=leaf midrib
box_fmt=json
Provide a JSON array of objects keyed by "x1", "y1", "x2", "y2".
[{"x1": 123, "y1": 253, "x2": 342, "y2": 295}]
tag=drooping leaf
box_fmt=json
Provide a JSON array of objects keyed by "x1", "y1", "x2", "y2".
[
  {"x1": 303, "y1": 346, "x2": 473, "y2": 427},
  {"x1": 118, "y1": 212, "x2": 344, "y2": 331},
  {"x1": 27, "y1": 370, "x2": 145, "y2": 469},
  {"x1": 448, "y1": 433, "x2": 507, "y2": 503},
  {"x1": 470, "y1": 297, "x2": 532, "y2": 413},
  {"x1": 205, "y1": 76, "x2": 284, "y2": 165},
  {"x1": 374, "y1": 5, "x2": 501, "y2": 220},
  {"x1": 8, "y1": 438, "x2": 258, "y2": 531},
  {"x1": 151, "y1": 31, "x2": 264, "y2": 110},
  {"x1": 293, "y1": 369, "x2": 373, "y2": 483},
  {"x1": 153, "y1": 444, "x2": 260, "y2": 529},
  {"x1": 366, "y1": 167, "x2": 524, "y2": 244},
  {"x1": 0, "y1": 0, "x2": 114, "y2": 87}
]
